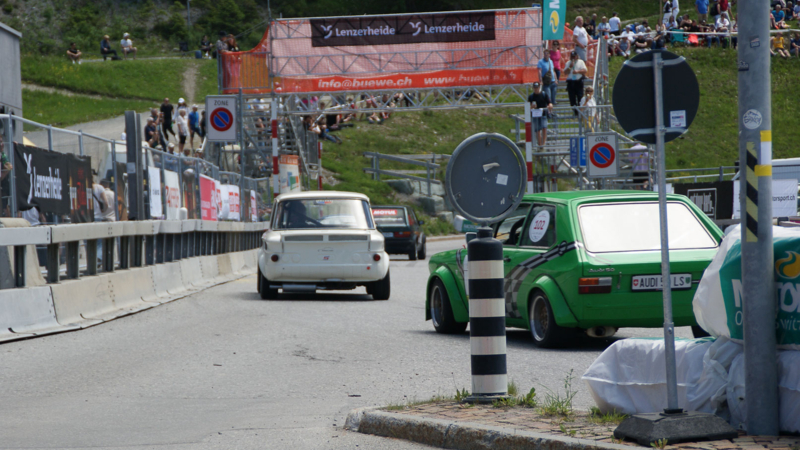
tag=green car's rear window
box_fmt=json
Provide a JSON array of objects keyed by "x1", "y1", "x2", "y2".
[{"x1": 578, "y1": 201, "x2": 718, "y2": 253}]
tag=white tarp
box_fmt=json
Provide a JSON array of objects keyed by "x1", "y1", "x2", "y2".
[
  {"x1": 218, "y1": 185, "x2": 231, "y2": 220},
  {"x1": 164, "y1": 170, "x2": 181, "y2": 220},
  {"x1": 147, "y1": 167, "x2": 163, "y2": 219},
  {"x1": 583, "y1": 337, "x2": 800, "y2": 433},
  {"x1": 733, "y1": 178, "x2": 798, "y2": 218}
]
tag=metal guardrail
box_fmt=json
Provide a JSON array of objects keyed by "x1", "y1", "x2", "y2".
[
  {"x1": 665, "y1": 166, "x2": 738, "y2": 182},
  {"x1": 1, "y1": 220, "x2": 268, "y2": 288},
  {"x1": 362, "y1": 152, "x2": 442, "y2": 196}
]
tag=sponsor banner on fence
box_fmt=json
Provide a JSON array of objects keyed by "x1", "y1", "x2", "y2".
[
  {"x1": 543, "y1": 0, "x2": 566, "y2": 40},
  {"x1": 733, "y1": 178, "x2": 798, "y2": 219},
  {"x1": 279, "y1": 67, "x2": 534, "y2": 93},
  {"x1": 67, "y1": 154, "x2": 93, "y2": 223},
  {"x1": 14, "y1": 143, "x2": 70, "y2": 215},
  {"x1": 673, "y1": 181, "x2": 735, "y2": 220},
  {"x1": 250, "y1": 190, "x2": 257, "y2": 222},
  {"x1": 218, "y1": 185, "x2": 240, "y2": 221},
  {"x1": 200, "y1": 175, "x2": 218, "y2": 221},
  {"x1": 164, "y1": 170, "x2": 181, "y2": 220},
  {"x1": 183, "y1": 172, "x2": 198, "y2": 219},
  {"x1": 279, "y1": 154, "x2": 301, "y2": 194},
  {"x1": 114, "y1": 162, "x2": 128, "y2": 221},
  {"x1": 311, "y1": 11, "x2": 495, "y2": 47},
  {"x1": 147, "y1": 167, "x2": 163, "y2": 219}
]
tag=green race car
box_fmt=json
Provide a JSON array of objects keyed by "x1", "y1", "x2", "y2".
[{"x1": 426, "y1": 191, "x2": 724, "y2": 348}]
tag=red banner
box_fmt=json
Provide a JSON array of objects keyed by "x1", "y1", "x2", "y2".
[{"x1": 200, "y1": 175, "x2": 217, "y2": 221}]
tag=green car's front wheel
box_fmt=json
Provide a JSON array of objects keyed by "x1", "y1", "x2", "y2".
[
  {"x1": 529, "y1": 291, "x2": 571, "y2": 348},
  {"x1": 430, "y1": 279, "x2": 467, "y2": 334}
]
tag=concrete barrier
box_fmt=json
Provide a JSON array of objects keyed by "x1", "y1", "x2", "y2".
[
  {"x1": 179, "y1": 258, "x2": 205, "y2": 288},
  {"x1": 200, "y1": 255, "x2": 220, "y2": 280},
  {"x1": 51, "y1": 275, "x2": 113, "y2": 326},
  {"x1": 229, "y1": 252, "x2": 246, "y2": 274},
  {"x1": 243, "y1": 250, "x2": 257, "y2": 270},
  {"x1": 107, "y1": 268, "x2": 158, "y2": 312},
  {"x1": 217, "y1": 254, "x2": 233, "y2": 278},
  {"x1": 0, "y1": 287, "x2": 73, "y2": 341},
  {"x1": 153, "y1": 262, "x2": 187, "y2": 298}
]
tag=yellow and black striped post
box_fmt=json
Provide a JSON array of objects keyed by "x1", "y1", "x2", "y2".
[{"x1": 465, "y1": 227, "x2": 508, "y2": 402}]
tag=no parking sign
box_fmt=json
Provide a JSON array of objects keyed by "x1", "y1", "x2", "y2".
[
  {"x1": 205, "y1": 95, "x2": 238, "y2": 142},
  {"x1": 586, "y1": 132, "x2": 619, "y2": 178}
]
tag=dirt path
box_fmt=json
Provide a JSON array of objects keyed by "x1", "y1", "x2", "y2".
[
  {"x1": 21, "y1": 83, "x2": 105, "y2": 100},
  {"x1": 182, "y1": 61, "x2": 199, "y2": 105}
]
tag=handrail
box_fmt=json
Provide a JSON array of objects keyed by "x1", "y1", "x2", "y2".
[{"x1": 363, "y1": 152, "x2": 440, "y2": 168}]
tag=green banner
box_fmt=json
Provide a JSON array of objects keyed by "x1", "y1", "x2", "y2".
[{"x1": 543, "y1": 0, "x2": 566, "y2": 41}]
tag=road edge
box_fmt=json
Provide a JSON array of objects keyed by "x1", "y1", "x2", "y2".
[
  {"x1": 345, "y1": 407, "x2": 633, "y2": 450},
  {"x1": 428, "y1": 234, "x2": 464, "y2": 242}
]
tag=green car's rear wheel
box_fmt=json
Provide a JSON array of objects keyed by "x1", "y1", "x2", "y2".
[
  {"x1": 529, "y1": 291, "x2": 570, "y2": 348},
  {"x1": 430, "y1": 279, "x2": 467, "y2": 334}
]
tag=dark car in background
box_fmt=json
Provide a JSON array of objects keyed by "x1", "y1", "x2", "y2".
[{"x1": 372, "y1": 206, "x2": 427, "y2": 260}]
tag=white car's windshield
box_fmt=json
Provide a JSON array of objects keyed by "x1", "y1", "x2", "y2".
[
  {"x1": 274, "y1": 199, "x2": 373, "y2": 229},
  {"x1": 578, "y1": 201, "x2": 718, "y2": 253},
  {"x1": 372, "y1": 208, "x2": 408, "y2": 227}
]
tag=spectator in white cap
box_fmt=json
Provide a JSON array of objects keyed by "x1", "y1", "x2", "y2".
[
  {"x1": 176, "y1": 98, "x2": 189, "y2": 118},
  {"x1": 120, "y1": 33, "x2": 137, "y2": 60}
]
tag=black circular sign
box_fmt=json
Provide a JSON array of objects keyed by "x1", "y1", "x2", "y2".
[
  {"x1": 612, "y1": 50, "x2": 699, "y2": 144},
  {"x1": 445, "y1": 133, "x2": 526, "y2": 225}
]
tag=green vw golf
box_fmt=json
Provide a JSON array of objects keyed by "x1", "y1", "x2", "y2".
[{"x1": 426, "y1": 191, "x2": 724, "y2": 347}]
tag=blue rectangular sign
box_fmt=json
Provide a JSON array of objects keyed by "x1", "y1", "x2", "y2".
[{"x1": 570, "y1": 138, "x2": 586, "y2": 167}]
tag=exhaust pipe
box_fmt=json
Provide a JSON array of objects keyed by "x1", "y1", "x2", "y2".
[
  {"x1": 279, "y1": 284, "x2": 318, "y2": 293},
  {"x1": 586, "y1": 326, "x2": 618, "y2": 338}
]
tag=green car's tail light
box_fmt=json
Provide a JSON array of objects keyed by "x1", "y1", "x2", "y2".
[
  {"x1": 394, "y1": 231, "x2": 412, "y2": 238},
  {"x1": 579, "y1": 277, "x2": 613, "y2": 294}
]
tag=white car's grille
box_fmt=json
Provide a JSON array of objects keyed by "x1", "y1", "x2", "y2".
[
  {"x1": 284, "y1": 235, "x2": 324, "y2": 242},
  {"x1": 328, "y1": 235, "x2": 369, "y2": 241}
]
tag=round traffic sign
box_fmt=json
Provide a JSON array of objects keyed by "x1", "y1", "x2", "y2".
[
  {"x1": 210, "y1": 108, "x2": 234, "y2": 132},
  {"x1": 589, "y1": 143, "x2": 615, "y2": 169},
  {"x1": 612, "y1": 50, "x2": 699, "y2": 144},
  {"x1": 446, "y1": 133, "x2": 526, "y2": 226}
]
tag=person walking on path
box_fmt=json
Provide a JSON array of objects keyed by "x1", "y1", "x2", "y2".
[
  {"x1": 175, "y1": 109, "x2": 190, "y2": 155},
  {"x1": 188, "y1": 105, "x2": 201, "y2": 149},
  {"x1": 160, "y1": 98, "x2": 176, "y2": 139}
]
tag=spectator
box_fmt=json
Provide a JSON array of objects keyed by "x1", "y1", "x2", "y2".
[
  {"x1": 579, "y1": 86, "x2": 597, "y2": 132},
  {"x1": 120, "y1": 33, "x2": 137, "y2": 60},
  {"x1": 176, "y1": 109, "x2": 190, "y2": 154},
  {"x1": 771, "y1": 31, "x2": 790, "y2": 58},
  {"x1": 527, "y1": 82, "x2": 553, "y2": 147},
  {"x1": 709, "y1": 0, "x2": 721, "y2": 23},
  {"x1": 200, "y1": 35, "x2": 212, "y2": 58},
  {"x1": 100, "y1": 35, "x2": 118, "y2": 61},
  {"x1": 794, "y1": 2, "x2": 800, "y2": 19},
  {"x1": 563, "y1": 50, "x2": 587, "y2": 111},
  {"x1": 98, "y1": 179, "x2": 115, "y2": 222},
  {"x1": 609, "y1": 12, "x2": 622, "y2": 35},
  {"x1": 772, "y1": 4, "x2": 788, "y2": 28},
  {"x1": 66, "y1": 42, "x2": 82, "y2": 64},
  {"x1": 696, "y1": 0, "x2": 709, "y2": 23},
  {"x1": 719, "y1": 0, "x2": 730, "y2": 17},
  {"x1": 0, "y1": 139, "x2": 12, "y2": 216},
  {"x1": 634, "y1": 33, "x2": 650, "y2": 54},
  {"x1": 200, "y1": 110, "x2": 207, "y2": 138},
  {"x1": 160, "y1": 98, "x2": 176, "y2": 139},
  {"x1": 636, "y1": 19, "x2": 652, "y2": 33},
  {"x1": 586, "y1": 14, "x2": 598, "y2": 38},
  {"x1": 672, "y1": 0, "x2": 681, "y2": 21},
  {"x1": 214, "y1": 31, "x2": 229, "y2": 58},
  {"x1": 227, "y1": 35, "x2": 240, "y2": 52},
  {"x1": 176, "y1": 98, "x2": 189, "y2": 117},
  {"x1": 573, "y1": 16, "x2": 590, "y2": 61},
  {"x1": 549, "y1": 41, "x2": 562, "y2": 81},
  {"x1": 663, "y1": 0, "x2": 675, "y2": 25},
  {"x1": 537, "y1": 49, "x2": 558, "y2": 106},
  {"x1": 254, "y1": 117, "x2": 267, "y2": 139},
  {"x1": 791, "y1": 32, "x2": 800, "y2": 57},
  {"x1": 707, "y1": 18, "x2": 723, "y2": 47},
  {"x1": 731, "y1": 15, "x2": 738, "y2": 48},
  {"x1": 617, "y1": 25, "x2": 635, "y2": 57},
  {"x1": 679, "y1": 14, "x2": 693, "y2": 29},
  {"x1": 189, "y1": 105, "x2": 201, "y2": 149},
  {"x1": 716, "y1": 12, "x2": 731, "y2": 45},
  {"x1": 150, "y1": 108, "x2": 159, "y2": 123},
  {"x1": 597, "y1": 17, "x2": 611, "y2": 37},
  {"x1": 144, "y1": 118, "x2": 158, "y2": 147}
]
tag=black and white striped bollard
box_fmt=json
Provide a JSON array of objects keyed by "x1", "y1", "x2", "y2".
[{"x1": 465, "y1": 227, "x2": 508, "y2": 402}]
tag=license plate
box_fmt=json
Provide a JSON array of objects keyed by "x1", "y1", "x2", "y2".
[
  {"x1": 631, "y1": 274, "x2": 693, "y2": 291},
  {"x1": 382, "y1": 232, "x2": 394, "y2": 238}
]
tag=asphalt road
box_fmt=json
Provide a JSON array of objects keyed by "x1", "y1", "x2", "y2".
[{"x1": 0, "y1": 239, "x2": 692, "y2": 450}]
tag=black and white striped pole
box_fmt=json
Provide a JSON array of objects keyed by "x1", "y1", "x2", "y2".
[
  {"x1": 466, "y1": 226, "x2": 508, "y2": 402},
  {"x1": 445, "y1": 132, "x2": 526, "y2": 404}
]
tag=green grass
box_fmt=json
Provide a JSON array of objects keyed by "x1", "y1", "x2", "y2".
[
  {"x1": 609, "y1": 47, "x2": 800, "y2": 176},
  {"x1": 588, "y1": 407, "x2": 629, "y2": 425},
  {"x1": 21, "y1": 55, "x2": 191, "y2": 102},
  {"x1": 197, "y1": 59, "x2": 220, "y2": 99},
  {"x1": 22, "y1": 89, "x2": 155, "y2": 129}
]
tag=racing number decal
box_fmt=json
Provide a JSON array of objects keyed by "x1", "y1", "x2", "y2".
[{"x1": 528, "y1": 210, "x2": 550, "y2": 243}]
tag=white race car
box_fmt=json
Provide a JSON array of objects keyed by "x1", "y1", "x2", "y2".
[{"x1": 257, "y1": 191, "x2": 391, "y2": 300}]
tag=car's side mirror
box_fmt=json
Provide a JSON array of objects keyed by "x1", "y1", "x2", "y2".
[{"x1": 418, "y1": 220, "x2": 424, "y2": 225}]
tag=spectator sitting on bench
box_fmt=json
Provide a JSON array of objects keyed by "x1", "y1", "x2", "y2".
[
  {"x1": 100, "y1": 35, "x2": 118, "y2": 61},
  {"x1": 200, "y1": 35, "x2": 212, "y2": 58},
  {"x1": 120, "y1": 33, "x2": 137, "y2": 60},
  {"x1": 66, "y1": 42, "x2": 82, "y2": 64},
  {"x1": 791, "y1": 31, "x2": 800, "y2": 57}
]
